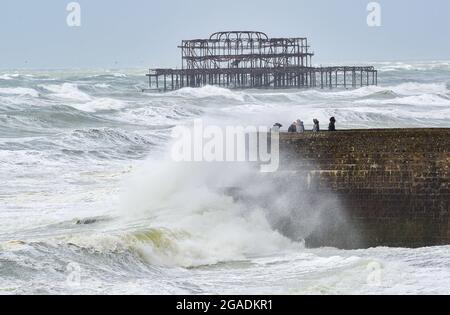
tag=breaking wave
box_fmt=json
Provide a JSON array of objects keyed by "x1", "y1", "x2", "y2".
[
  {"x1": 375, "y1": 60, "x2": 450, "y2": 72},
  {"x1": 40, "y1": 83, "x2": 92, "y2": 102},
  {"x1": 116, "y1": 161, "x2": 302, "y2": 267},
  {"x1": 169, "y1": 85, "x2": 251, "y2": 103},
  {"x1": 0, "y1": 87, "x2": 40, "y2": 98},
  {"x1": 73, "y1": 98, "x2": 128, "y2": 112},
  {"x1": 356, "y1": 93, "x2": 450, "y2": 107}
]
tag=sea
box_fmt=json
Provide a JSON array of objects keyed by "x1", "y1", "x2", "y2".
[{"x1": 1, "y1": 61, "x2": 449, "y2": 295}]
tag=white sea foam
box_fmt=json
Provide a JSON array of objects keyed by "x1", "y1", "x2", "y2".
[
  {"x1": 0, "y1": 74, "x2": 14, "y2": 80},
  {"x1": 116, "y1": 161, "x2": 302, "y2": 267},
  {"x1": 37, "y1": 83, "x2": 128, "y2": 112},
  {"x1": 0, "y1": 87, "x2": 39, "y2": 97},
  {"x1": 0, "y1": 73, "x2": 37, "y2": 81},
  {"x1": 376, "y1": 61, "x2": 450, "y2": 72},
  {"x1": 296, "y1": 82, "x2": 448, "y2": 100},
  {"x1": 40, "y1": 83, "x2": 92, "y2": 102},
  {"x1": 94, "y1": 83, "x2": 111, "y2": 89},
  {"x1": 113, "y1": 73, "x2": 128, "y2": 78},
  {"x1": 170, "y1": 85, "x2": 249, "y2": 102},
  {"x1": 71, "y1": 98, "x2": 128, "y2": 112},
  {"x1": 356, "y1": 93, "x2": 450, "y2": 107},
  {"x1": 389, "y1": 82, "x2": 448, "y2": 95}
]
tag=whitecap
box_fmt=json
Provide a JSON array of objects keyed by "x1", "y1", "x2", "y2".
[
  {"x1": 0, "y1": 74, "x2": 14, "y2": 80},
  {"x1": 40, "y1": 83, "x2": 92, "y2": 102},
  {"x1": 355, "y1": 93, "x2": 450, "y2": 107},
  {"x1": 70, "y1": 98, "x2": 127, "y2": 112},
  {"x1": 0, "y1": 87, "x2": 40, "y2": 98},
  {"x1": 169, "y1": 85, "x2": 247, "y2": 102},
  {"x1": 94, "y1": 83, "x2": 111, "y2": 89}
]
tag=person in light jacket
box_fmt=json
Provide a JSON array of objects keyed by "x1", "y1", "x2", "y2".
[
  {"x1": 296, "y1": 119, "x2": 305, "y2": 133},
  {"x1": 312, "y1": 119, "x2": 320, "y2": 132}
]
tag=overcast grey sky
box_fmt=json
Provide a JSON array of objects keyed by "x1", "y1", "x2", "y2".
[{"x1": 0, "y1": 0, "x2": 449, "y2": 69}]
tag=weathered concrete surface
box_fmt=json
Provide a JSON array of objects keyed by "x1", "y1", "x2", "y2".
[{"x1": 277, "y1": 129, "x2": 450, "y2": 249}]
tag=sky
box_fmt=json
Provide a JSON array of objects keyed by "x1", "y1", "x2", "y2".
[{"x1": 0, "y1": 0, "x2": 449, "y2": 69}]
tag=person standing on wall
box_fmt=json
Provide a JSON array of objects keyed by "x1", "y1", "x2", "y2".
[
  {"x1": 296, "y1": 119, "x2": 305, "y2": 133},
  {"x1": 329, "y1": 117, "x2": 337, "y2": 131},
  {"x1": 288, "y1": 122, "x2": 297, "y2": 133},
  {"x1": 313, "y1": 119, "x2": 320, "y2": 132}
]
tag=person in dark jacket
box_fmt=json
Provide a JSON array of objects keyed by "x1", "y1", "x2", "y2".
[
  {"x1": 328, "y1": 117, "x2": 336, "y2": 131},
  {"x1": 312, "y1": 119, "x2": 320, "y2": 132},
  {"x1": 272, "y1": 123, "x2": 282, "y2": 133},
  {"x1": 288, "y1": 122, "x2": 297, "y2": 133}
]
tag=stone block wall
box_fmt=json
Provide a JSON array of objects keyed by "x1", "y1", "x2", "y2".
[{"x1": 278, "y1": 129, "x2": 450, "y2": 248}]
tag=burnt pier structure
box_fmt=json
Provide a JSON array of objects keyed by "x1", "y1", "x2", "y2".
[{"x1": 146, "y1": 31, "x2": 378, "y2": 91}]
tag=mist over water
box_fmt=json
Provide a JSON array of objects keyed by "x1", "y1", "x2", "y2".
[{"x1": 1, "y1": 62, "x2": 450, "y2": 294}]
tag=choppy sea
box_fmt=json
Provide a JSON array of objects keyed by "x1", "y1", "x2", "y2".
[{"x1": 1, "y1": 61, "x2": 449, "y2": 294}]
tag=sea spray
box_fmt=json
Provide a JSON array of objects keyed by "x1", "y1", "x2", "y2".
[
  {"x1": 117, "y1": 160, "x2": 301, "y2": 267},
  {"x1": 116, "y1": 141, "x2": 352, "y2": 266}
]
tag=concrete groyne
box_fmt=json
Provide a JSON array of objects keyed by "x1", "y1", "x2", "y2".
[{"x1": 276, "y1": 129, "x2": 450, "y2": 249}]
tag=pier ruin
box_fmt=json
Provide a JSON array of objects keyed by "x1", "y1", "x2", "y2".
[{"x1": 145, "y1": 31, "x2": 378, "y2": 91}]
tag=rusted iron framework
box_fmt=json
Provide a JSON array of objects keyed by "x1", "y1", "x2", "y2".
[{"x1": 146, "y1": 31, "x2": 378, "y2": 91}]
